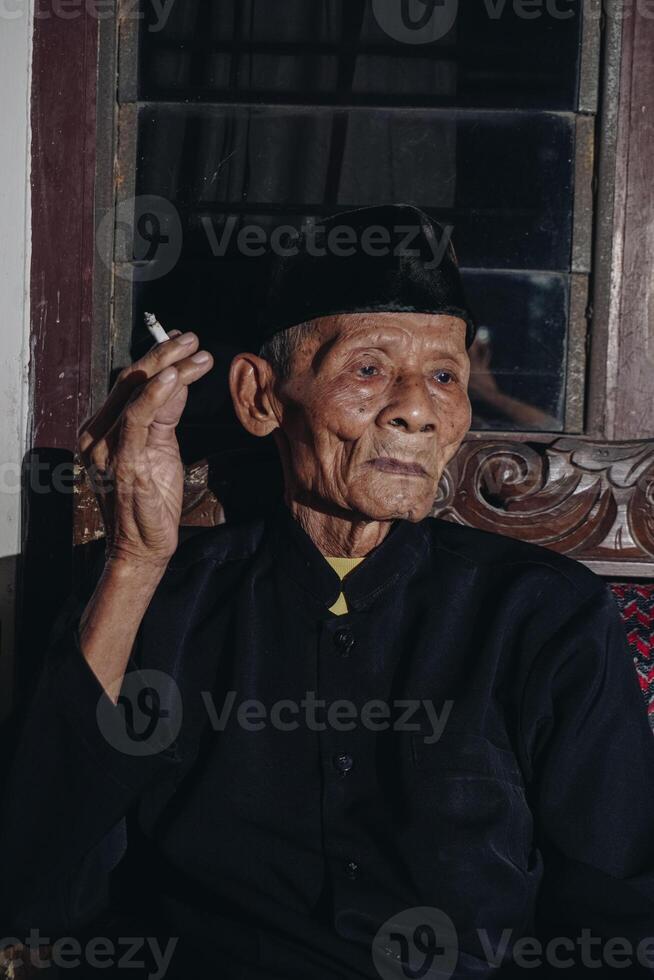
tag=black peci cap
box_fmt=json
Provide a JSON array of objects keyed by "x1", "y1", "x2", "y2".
[{"x1": 258, "y1": 203, "x2": 476, "y2": 348}]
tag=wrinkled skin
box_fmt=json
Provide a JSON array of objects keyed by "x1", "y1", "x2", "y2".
[{"x1": 230, "y1": 312, "x2": 471, "y2": 556}]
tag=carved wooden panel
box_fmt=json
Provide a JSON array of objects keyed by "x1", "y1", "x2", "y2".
[
  {"x1": 433, "y1": 438, "x2": 654, "y2": 576},
  {"x1": 73, "y1": 436, "x2": 654, "y2": 578}
]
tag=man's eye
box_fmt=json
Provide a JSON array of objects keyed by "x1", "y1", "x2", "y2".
[
  {"x1": 434, "y1": 370, "x2": 455, "y2": 385},
  {"x1": 358, "y1": 364, "x2": 379, "y2": 377}
]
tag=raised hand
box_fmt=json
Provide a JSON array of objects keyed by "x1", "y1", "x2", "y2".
[{"x1": 78, "y1": 331, "x2": 214, "y2": 570}]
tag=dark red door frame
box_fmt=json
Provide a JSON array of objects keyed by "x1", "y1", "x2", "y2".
[
  {"x1": 14, "y1": 5, "x2": 100, "y2": 706},
  {"x1": 30, "y1": 9, "x2": 98, "y2": 450}
]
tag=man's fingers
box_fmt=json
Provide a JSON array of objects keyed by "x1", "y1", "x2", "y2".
[
  {"x1": 78, "y1": 334, "x2": 209, "y2": 453},
  {"x1": 116, "y1": 366, "x2": 181, "y2": 457},
  {"x1": 79, "y1": 333, "x2": 198, "y2": 443},
  {"x1": 146, "y1": 387, "x2": 189, "y2": 449},
  {"x1": 153, "y1": 350, "x2": 214, "y2": 411},
  {"x1": 114, "y1": 350, "x2": 213, "y2": 457}
]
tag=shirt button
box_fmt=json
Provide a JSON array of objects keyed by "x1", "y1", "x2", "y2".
[
  {"x1": 345, "y1": 860, "x2": 360, "y2": 880},
  {"x1": 334, "y1": 753, "x2": 354, "y2": 774},
  {"x1": 333, "y1": 627, "x2": 355, "y2": 657}
]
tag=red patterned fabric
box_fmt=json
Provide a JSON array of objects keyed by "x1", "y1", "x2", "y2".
[{"x1": 610, "y1": 583, "x2": 654, "y2": 728}]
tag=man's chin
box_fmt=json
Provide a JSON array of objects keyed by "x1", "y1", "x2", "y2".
[{"x1": 346, "y1": 491, "x2": 435, "y2": 524}]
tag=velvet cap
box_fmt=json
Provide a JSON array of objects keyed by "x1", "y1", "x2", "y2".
[{"x1": 258, "y1": 203, "x2": 476, "y2": 348}]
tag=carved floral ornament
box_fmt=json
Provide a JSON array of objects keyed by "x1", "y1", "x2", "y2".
[
  {"x1": 433, "y1": 438, "x2": 654, "y2": 572},
  {"x1": 74, "y1": 437, "x2": 654, "y2": 576}
]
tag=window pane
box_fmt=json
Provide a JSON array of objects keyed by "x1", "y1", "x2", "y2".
[
  {"x1": 134, "y1": 104, "x2": 574, "y2": 271},
  {"x1": 463, "y1": 271, "x2": 568, "y2": 431},
  {"x1": 138, "y1": 0, "x2": 582, "y2": 109}
]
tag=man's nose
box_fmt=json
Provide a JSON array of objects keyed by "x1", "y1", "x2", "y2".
[{"x1": 377, "y1": 375, "x2": 437, "y2": 434}]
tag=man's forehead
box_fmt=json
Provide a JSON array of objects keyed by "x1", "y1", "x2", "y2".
[{"x1": 313, "y1": 311, "x2": 468, "y2": 348}]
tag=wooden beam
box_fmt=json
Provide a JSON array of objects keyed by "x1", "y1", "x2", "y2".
[
  {"x1": 610, "y1": 6, "x2": 654, "y2": 439},
  {"x1": 16, "y1": 6, "x2": 100, "y2": 699},
  {"x1": 30, "y1": 8, "x2": 98, "y2": 449},
  {"x1": 589, "y1": 6, "x2": 654, "y2": 440}
]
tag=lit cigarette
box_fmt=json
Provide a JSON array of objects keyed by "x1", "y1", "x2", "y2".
[{"x1": 144, "y1": 311, "x2": 170, "y2": 345}]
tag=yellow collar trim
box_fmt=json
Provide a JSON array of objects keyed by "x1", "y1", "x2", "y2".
[{"x1": 325, "y1": 556, "x2": 365, "y2": 615}]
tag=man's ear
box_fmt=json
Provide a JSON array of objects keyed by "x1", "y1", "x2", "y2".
[{"x1": 229, "y1": 353, "x2": 280, "y2": 437}]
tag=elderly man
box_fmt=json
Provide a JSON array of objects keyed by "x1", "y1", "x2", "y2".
[{"x1": 2, "y1": 205, "x2": 654, "y2": 979}]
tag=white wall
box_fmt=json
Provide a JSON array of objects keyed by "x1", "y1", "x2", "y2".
[{"x1": 0, "y1": 1, "x2": 33, "y2": 718}]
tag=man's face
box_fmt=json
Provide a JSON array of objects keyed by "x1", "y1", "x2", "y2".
[{"x1": 271, "y1": 311, "x2": 471, "y2": 523}]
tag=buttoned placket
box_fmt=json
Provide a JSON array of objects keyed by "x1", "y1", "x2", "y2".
[
  {"x1": 317, "y1": 610, "x2": 367, "y2": 904},
  {"x1": 271, "y1": 504, "x2": 430, "y2": 926}
]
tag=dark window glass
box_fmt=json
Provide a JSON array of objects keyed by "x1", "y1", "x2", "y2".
[
  {"x1": 135, "y1": 105, "x2": 574, "y2": 271},
  {"x1": 463, "y1": 272, "x2": 568, "y2": 431},
  {"x1": 138, "y1": 0, "x2": 583, "y2": 110}
]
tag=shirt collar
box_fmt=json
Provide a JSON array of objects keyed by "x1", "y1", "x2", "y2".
[{"x1": 270, "y1": 501, "x2": 429, "y2": 612}]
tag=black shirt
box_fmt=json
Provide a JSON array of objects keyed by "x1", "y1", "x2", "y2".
[{"x1": 2, "y1": 505, "x2": 654, "y2": 978}]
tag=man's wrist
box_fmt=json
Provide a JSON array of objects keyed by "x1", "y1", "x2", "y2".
[
  {"x1": 103, "y1": 551, "x2": 171, "y2": 593},
  {"x1": 106, "y1": 548, "x2": 172, "y2": 574}
]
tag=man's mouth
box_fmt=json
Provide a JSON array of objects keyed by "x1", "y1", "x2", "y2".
[{"x1": 368, "y1": 457, "x2": 428, "y2": 477}]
